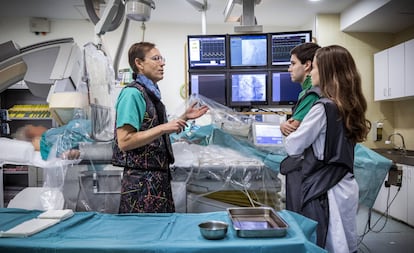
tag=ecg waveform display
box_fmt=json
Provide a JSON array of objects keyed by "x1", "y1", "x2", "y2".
[
  {"x1": 271, "y1": 32, "x2": 311, "y2": 65},
  {"x1": 200, "y1": 40, "x2": 225, "y2": 62},
  {"x1": 271, "y1": 36, "x2": 307, "y2": 65},
  {"x1": 188, "y1": 35, "x2": 226, "y2": 68}
]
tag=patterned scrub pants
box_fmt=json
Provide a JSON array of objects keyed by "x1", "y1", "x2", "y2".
[{"x1": 118, "y1": 168, "x2": 175, "y2": 213}]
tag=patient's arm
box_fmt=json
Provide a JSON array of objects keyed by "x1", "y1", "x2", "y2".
[
  {"x1": 61, "y1": 149, "x2": 81, "y2": 160},
  {"x1": 32, "y1": 137, "x2": 80, "y2": 160},
  {"x1": 32, "y1": 136, "x2": 41, "y2": 151}
]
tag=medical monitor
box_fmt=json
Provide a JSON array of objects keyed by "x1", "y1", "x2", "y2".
[
  {"x1": 187, "y1": 35, "x2": 227, "y2": 69},
  {"x1": 229, "y1": 34, "x2": 267, "y2": 68},
  {"x1": 270, "y1": 71, "x2": 302, "y2": 105},
  {"x1": 270, "y1": 31, "x2": 312, "y2": 66},
  {"x1": 229, "y1": 71, "x2": 268, "y2": 107},
  {"x1": 252, "y1": 122, "x2": 283, "y2": 147},
  {"x1": 189, "y1": 72, "x2": 227, "y2": 106}
]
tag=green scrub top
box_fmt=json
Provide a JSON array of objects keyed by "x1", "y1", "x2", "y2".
[
  {"x1": 115, "y1": 87, "x2": 146, "y2": 130},
  {"x1": 291, "y1": 76, "x2": 320, "y2": 122}
]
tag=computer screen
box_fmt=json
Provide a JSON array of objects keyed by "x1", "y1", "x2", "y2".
[
  {"x1": 229, "y1": 71, "x2": 268, "y2": 107},
  {"x1": 189, "y1": 72, "x2": 227, "y2": 105},
  {"x1": 270, "y1": 71, "x2": 302, "y2": 105},
  {"x1": 187, "y1": 35, "x2": 227, "y2": 69},
  {"x1": 252, "y1": 122, "x2": 283, "y2": 147},
  {"x1": 270, "y1": 31, "x2": 312, "y2": 66},
  {"x1": 229, "y1": 34, "x2": 268, "y2": 67}
]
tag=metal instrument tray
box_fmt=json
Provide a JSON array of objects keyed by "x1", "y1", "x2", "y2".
[{"x1": 227, "y1": 207, "x2": 288, "y2": 238}]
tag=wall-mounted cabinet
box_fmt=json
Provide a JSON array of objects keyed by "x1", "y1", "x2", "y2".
[
  {"x1": 374, "y1": 38, "x2": 414, "y2": 101},
  {"x1": 374, "y1": 49, "x2": 389, "y2": 101},
  {"x1": 405, "y1": 39, "x2": 414, "y2": 97}
]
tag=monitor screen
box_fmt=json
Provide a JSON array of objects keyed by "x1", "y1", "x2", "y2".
[
  {"x1": 270, "y1": 31, "x2": 312, "y2": 66},
  {"x1": 229, "y1": 71, "x2": 268, "y2": 107},
  {"x1": 270, "y1": 72, "x2": 302, "y2": 105},
  {"x1": 188, "y1": 35, "x2": 227, "y2": 69},
  {"x1": 252, "y1": 122, "x2": 283, "y2": 146},
  {"x1": 189, "y1": 72, "x2": 227, "y2": 105},
  {"x1": 229, "y1": 34, "x2": 267, "y2": 67}
]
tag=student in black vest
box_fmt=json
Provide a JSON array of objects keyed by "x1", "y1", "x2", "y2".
[
  {"x1": 112, "y1": 42, "x2": 208, "y2": 213},
  {"x1": 284, "y1": 45, "x2": 371, "y2": 252}
]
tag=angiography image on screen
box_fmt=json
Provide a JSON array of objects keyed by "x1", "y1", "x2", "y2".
[
  {"x1": 231, "y1": 73, "x2": 267, "y2": 103},
  {"x1": 230, "y1": 35, "x2": 267, "y2": 67}
]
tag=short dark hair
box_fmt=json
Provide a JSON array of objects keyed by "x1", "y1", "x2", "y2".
[
  {"x1": 128, "y1": 42, "x2": 156, "y2": 76},
  {"x1": 290, "y1": 42, "x2": 321, "y2": 64}
]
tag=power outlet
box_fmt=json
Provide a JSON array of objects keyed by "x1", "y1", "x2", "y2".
[{"x1": 385, "y1": 165, "x2": 403, "y2": 187}]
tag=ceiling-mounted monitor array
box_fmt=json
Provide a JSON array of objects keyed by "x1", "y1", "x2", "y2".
[{"x1": 187, "y1": 30, "x2": 312, "y2": 108}]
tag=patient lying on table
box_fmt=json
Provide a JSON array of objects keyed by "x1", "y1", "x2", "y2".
[{"x1": 14, "y1": 118, "x2": 92, "y2": 160}]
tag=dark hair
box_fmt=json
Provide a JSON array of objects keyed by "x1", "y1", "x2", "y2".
[
  {"x1": 290, "y1": 42, "x2": 321, "y2": 64},
  {"x1": 128, "y1": 42, "x2": 156, "y2": 79},
  {"x1": 315, "y1": 45, "x2": 371, "y2": 143}
]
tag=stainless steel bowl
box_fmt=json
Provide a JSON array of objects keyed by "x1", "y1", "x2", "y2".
[{"x1": 198, "y1": 220, "x2": 228, "y2": 240}]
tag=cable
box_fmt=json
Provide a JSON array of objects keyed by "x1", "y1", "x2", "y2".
[
  {"x1": 357, "y1": 185, "x2": 401, "y2": 251},
  {"x1": 141, "y1": 21, "x2": 146, "y2": 41},
  {"x1": 370, "y1": 186, "x2": 400, "y2": 232}
]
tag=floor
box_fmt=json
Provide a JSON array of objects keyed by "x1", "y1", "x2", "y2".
[{"x1": 357, "y1": 205, "x2": 414, "y2": 253}]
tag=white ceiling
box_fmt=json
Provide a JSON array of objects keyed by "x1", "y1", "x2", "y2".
[{"x1": 0, "y1": 0, "x2": 413, "y2": 33}]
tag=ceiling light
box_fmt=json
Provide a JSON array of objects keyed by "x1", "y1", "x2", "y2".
[{"x1": 125, "y1": 0, "x2": 156, "y2": 22}]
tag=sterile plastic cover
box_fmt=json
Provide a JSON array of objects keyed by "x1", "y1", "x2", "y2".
[{"x1": 39, "y1": 94, "x2": 391, "y2": 212}]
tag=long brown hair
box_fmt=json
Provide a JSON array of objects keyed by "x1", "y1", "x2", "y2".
[{"x1": 315, "y1": 45, "x2": 371, "y2": 143}]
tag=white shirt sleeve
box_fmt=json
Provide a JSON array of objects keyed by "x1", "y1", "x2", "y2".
[{"x1": 285, "y1": 103, "x2": 327, "y2": 159}]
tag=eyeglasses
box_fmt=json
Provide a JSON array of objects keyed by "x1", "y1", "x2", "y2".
[{"x1": 148, "y1": 55, "x2": 166, "y2": 63}]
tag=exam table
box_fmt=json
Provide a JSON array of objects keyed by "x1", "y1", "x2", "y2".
[{"x1": 0, "y1": 207, "x2": 326, "y2": 253}]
